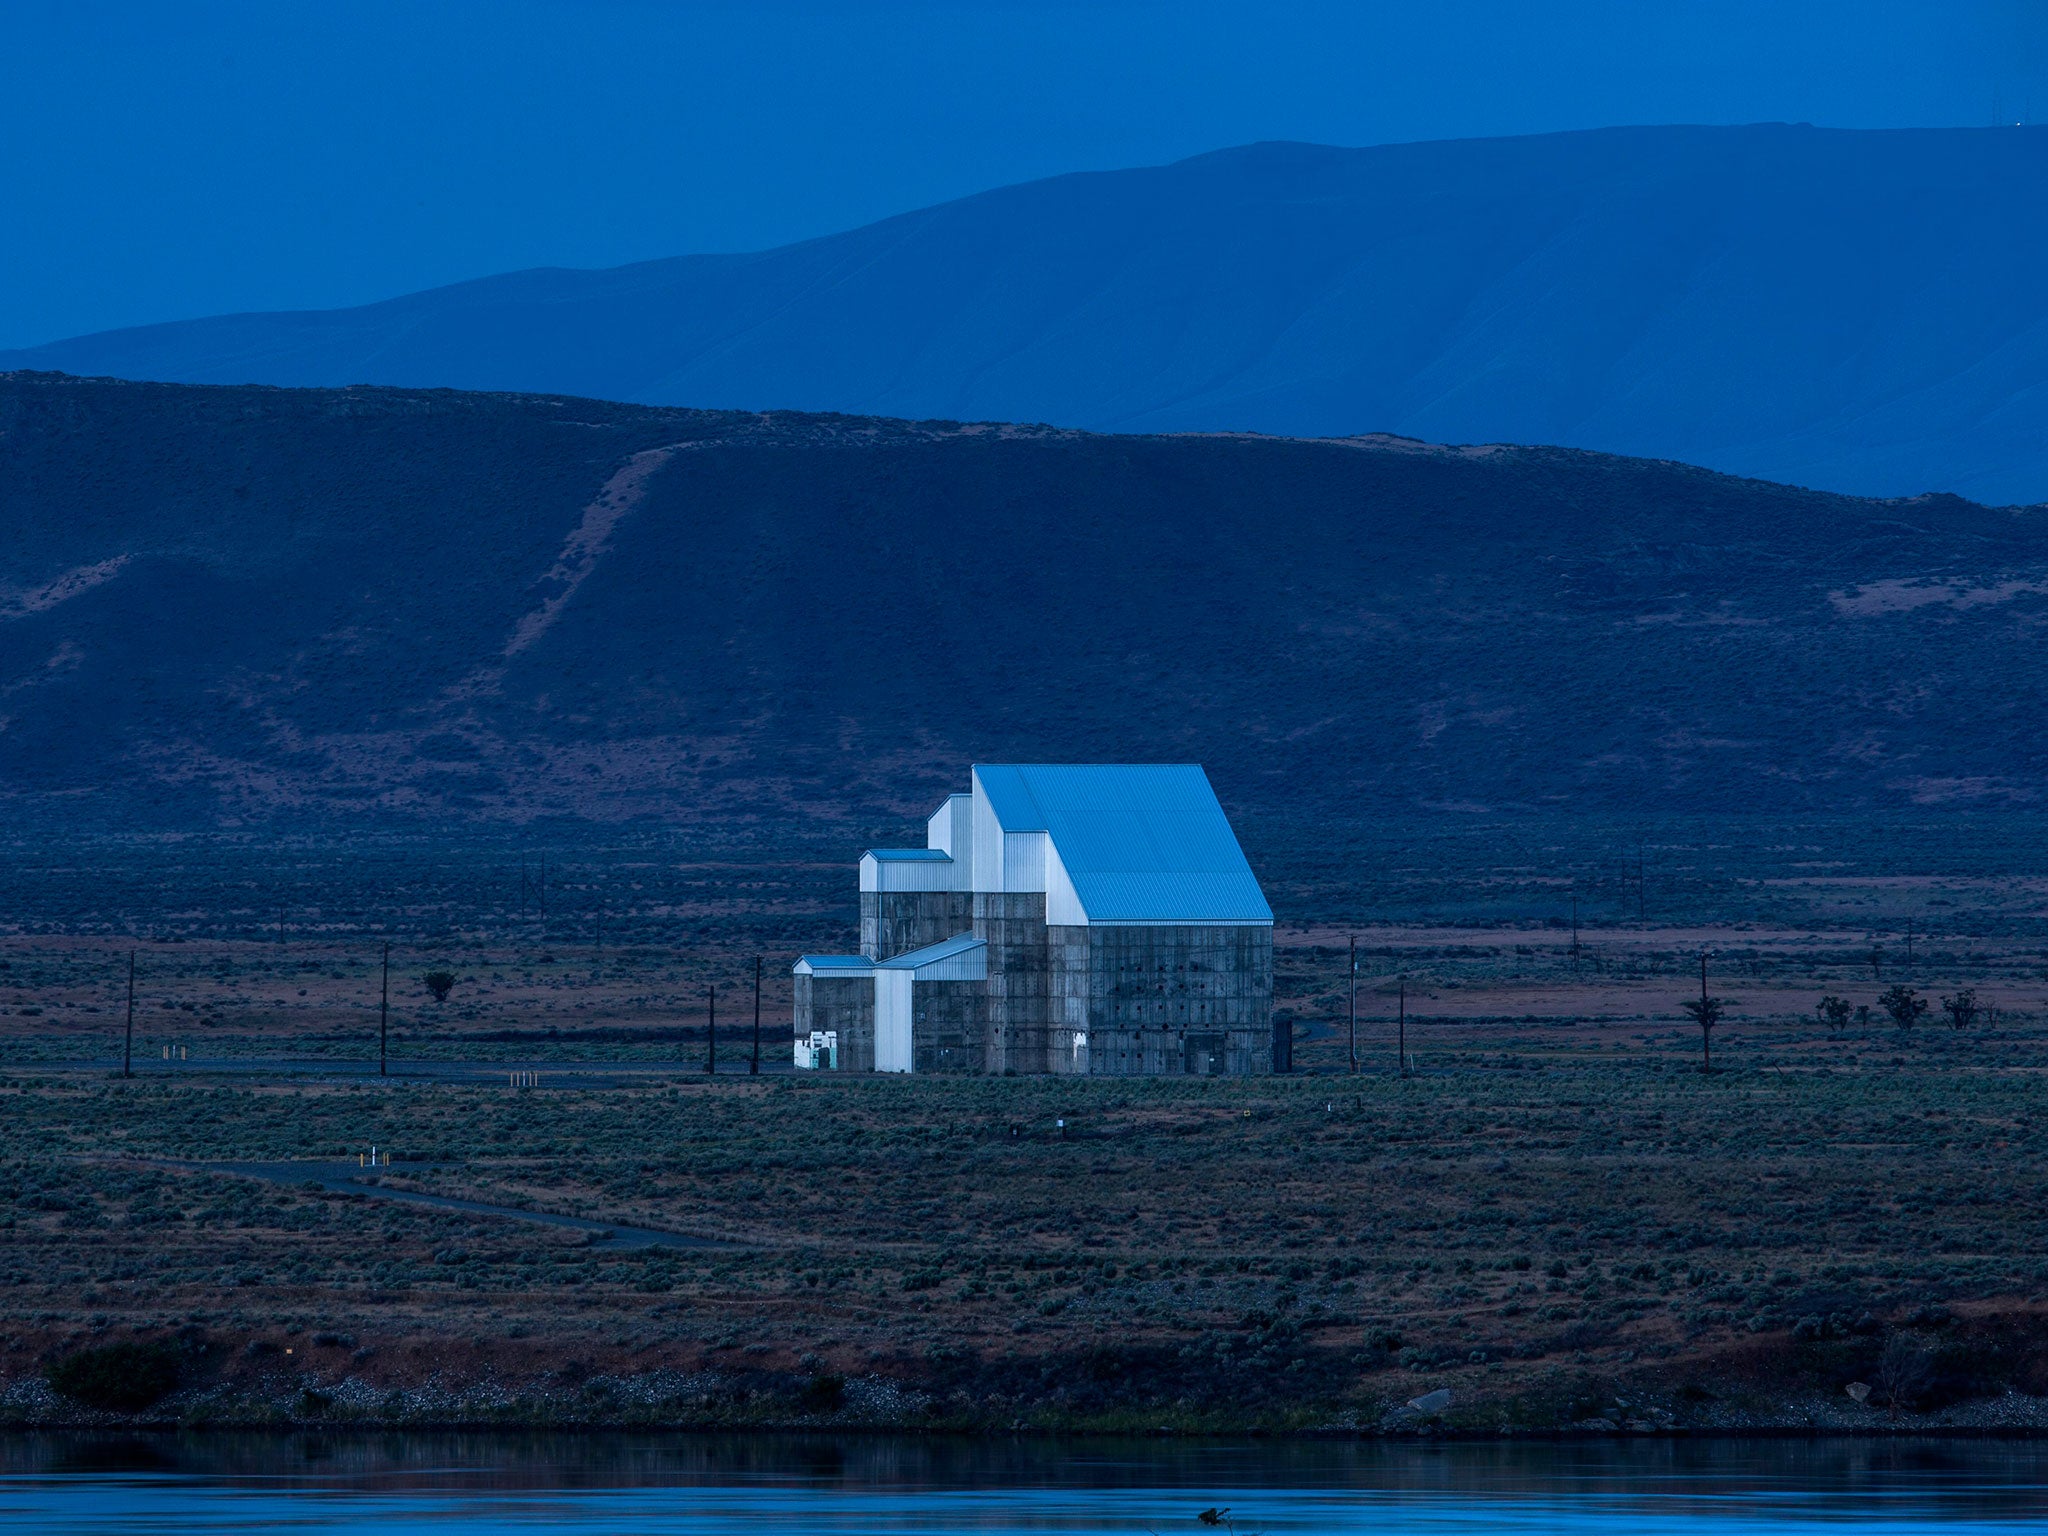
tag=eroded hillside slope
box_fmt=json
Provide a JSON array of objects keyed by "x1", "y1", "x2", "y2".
[{"x1": 2, "y1": 371, "x2": 2044, "y2": 834}]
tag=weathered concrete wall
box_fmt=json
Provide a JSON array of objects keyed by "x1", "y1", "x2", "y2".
[
  {"x1": 793, "y1": 974, "x2": 876, "y2": 1072},
  {"x1": 861, "y1": 891, "x2": 975, "y2": 961},
  {"x1": 1051, "y1": 923, "x2": 1273, "y2": 1076},
  {"x1": 977, "y1": 892, "x2": 1049, "y2": 1074},
  {"x1": 812, "y1": 892, "x2": 1270, "y2": 1075},
  {"x1": 911, "y1": 977, "x2": 988, "y2": 1073},
  {"x1": 1047, "y1": 923, "x2": 1093, "y2": 1074}
]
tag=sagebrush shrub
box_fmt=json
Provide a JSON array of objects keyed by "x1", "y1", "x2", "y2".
[{"x1": 45, "y1": 1340, "x2": 182, "y2": 1411}]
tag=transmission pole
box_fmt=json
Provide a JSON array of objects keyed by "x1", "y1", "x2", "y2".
[
  {"x1": 751, "y1": 956, "x2": 762, "y2": 1075},
  {"x1": 1347, "y1": 934, "x2": 1358, "y2": 1073},
  {"x1": 705, "y1": 984, "x2": 716, "y2": 1074},
  {"x1": 1699, "y1": 949, "x2": 1713, "y2": 1074},
  {"x1": 123, "y1": 950, "x2": 135, "y2": 1079}
]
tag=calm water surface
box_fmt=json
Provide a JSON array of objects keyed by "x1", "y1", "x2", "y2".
[{"x1": 2, "y1": 1435, "x2": 2045, "y2": 1534}]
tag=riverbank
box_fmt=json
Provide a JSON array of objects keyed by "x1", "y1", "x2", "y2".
[{"x1": 7, "y1": 1303, "x2": 2048, "y2": 1436}]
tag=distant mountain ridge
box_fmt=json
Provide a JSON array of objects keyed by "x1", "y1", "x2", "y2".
[
  {"x1": 6, "y1": 124, "x2": 2048, "y2": 504},
  {"x1": 3, "y1": 371, "x2": 2046, "y2": 838}
]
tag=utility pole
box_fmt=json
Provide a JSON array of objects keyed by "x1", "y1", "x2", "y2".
[
  {"x1": 751, "y1": 956, "x2": 762, "y2": 1075},
  {"x1": 705, "y1": 984, "x2": 717, "y2": 1074},
  {"x1": 379, "y1": 942, "x2": 390, "y2": 1077},
  {"x1": 1699, "y1": 949, "x2": 1713, "y2": 1074},
  {"x1": 1397, "y1": 975, "x2": 1407, "y2": 1078},
  {"x1": 123, "y1": 950, "x2": 135, "y2": 1079},
  {"x1": 1347, "y1": 934, "x2": 1358, "y2": 1073}
]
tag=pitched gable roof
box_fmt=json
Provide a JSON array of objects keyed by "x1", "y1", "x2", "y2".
[{"x1": 974, "y1": 763, "x2": 1272, "y2": 924}]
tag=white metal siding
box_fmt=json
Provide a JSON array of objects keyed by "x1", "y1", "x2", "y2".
[
  {"x1": 1045, "y1": 841, "x2": 1087, "y2": 926},
  {"x1": 860, "y1": 852, "x2": 965, "y2": 892},
  {"x1": 971, "y1": 772, "x2": 1004, "y2": 892},
  {"x1": 950, "y1": 795, "x2": 976, "y2": 885},
  {"x1": 927, "y1": 793, "x2": 973, "y2": 881},
  {"x1": 1002, "y1": 830, "x2": 1047, "y2": 893},
  {"x1": 874, "y1": 971, "x2": 913, "y2": 1072}
]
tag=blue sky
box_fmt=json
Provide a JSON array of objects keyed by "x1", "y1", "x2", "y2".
[{"x1": 3, "y1": 0, "x2": 2044, "y2": 348}]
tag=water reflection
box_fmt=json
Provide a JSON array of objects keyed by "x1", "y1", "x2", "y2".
[{"x1": 1, "y1": 1434, "x2": 2045, "y2": 1532}]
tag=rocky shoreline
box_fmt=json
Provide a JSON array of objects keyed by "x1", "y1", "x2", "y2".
[{"x1": 9, "y1": 1338, "x2": 2048, "y2": 1438}]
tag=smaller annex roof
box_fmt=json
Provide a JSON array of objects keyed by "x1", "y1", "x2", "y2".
[
  {"x1": 792, "y1": 953, "x2": 876, "y2": 976},
  {"x1": 973, "y1": 763, "x2": 1272, "y2": 924},
  {"x1": 876, "y1": 932, "x2": 987, "y2": 982},
  {"x1": 863, "y1": 848, "x2": 952, "y2": 861},
  {"x1": 876, "y1": 933, "x2": 986, "y2": 970}
]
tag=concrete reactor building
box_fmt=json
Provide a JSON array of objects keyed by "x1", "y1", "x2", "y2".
[{"x1": 792, "y1": 763, "x2": 1276, "y2": 1075}]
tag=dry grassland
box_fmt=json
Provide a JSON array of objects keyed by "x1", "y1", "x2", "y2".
[{"x1": 6, "y1": 897, "x2": 2048, "y2": 1432}]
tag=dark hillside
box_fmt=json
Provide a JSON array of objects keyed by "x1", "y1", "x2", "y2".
[{"x1": 2, "y1": 371, "x2": 2045, "y2": 837}]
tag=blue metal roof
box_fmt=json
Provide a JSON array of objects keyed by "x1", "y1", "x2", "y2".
[
  {"x1": 973, "y1": 763, "x2": 1272, "y2": 924},
  {"x1": 876, "y1": 933, "x2": 986, "y2": 970},
  {"x1": 794, "y1": 954, "x2": 876, "y2": 973}
]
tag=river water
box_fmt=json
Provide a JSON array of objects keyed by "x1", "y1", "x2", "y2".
[{"x1": 2, "y1": 1435, "x2": 2044, "y2": 1534}]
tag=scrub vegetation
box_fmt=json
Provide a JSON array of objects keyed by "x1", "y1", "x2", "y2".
[
  {"x1": 7, "y1": 990, "x2": 2048, "y2": 1430},
  {"x1": 5, "y1": 828, "x2": 2048, "y2": 1431}
]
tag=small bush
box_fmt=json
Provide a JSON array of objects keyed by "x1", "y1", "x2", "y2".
[
  {"x1": 1877, "y1": 985, "x2": 1928, "y2": 1029},
  {"x1": 46, "y1": 1340, "x2": 182, "y2": 1411},
  {"x1": 1877, "y1": 1332, "x2": 1935, "y2": 1410},
  {"x1": 798, "y1": 1372, "x2": 846, "y2": 1411}
]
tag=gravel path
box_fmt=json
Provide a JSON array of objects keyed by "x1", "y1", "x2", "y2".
[{"x1": 147, "y1": 1158, "x2": 731, "y2": 1250}]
